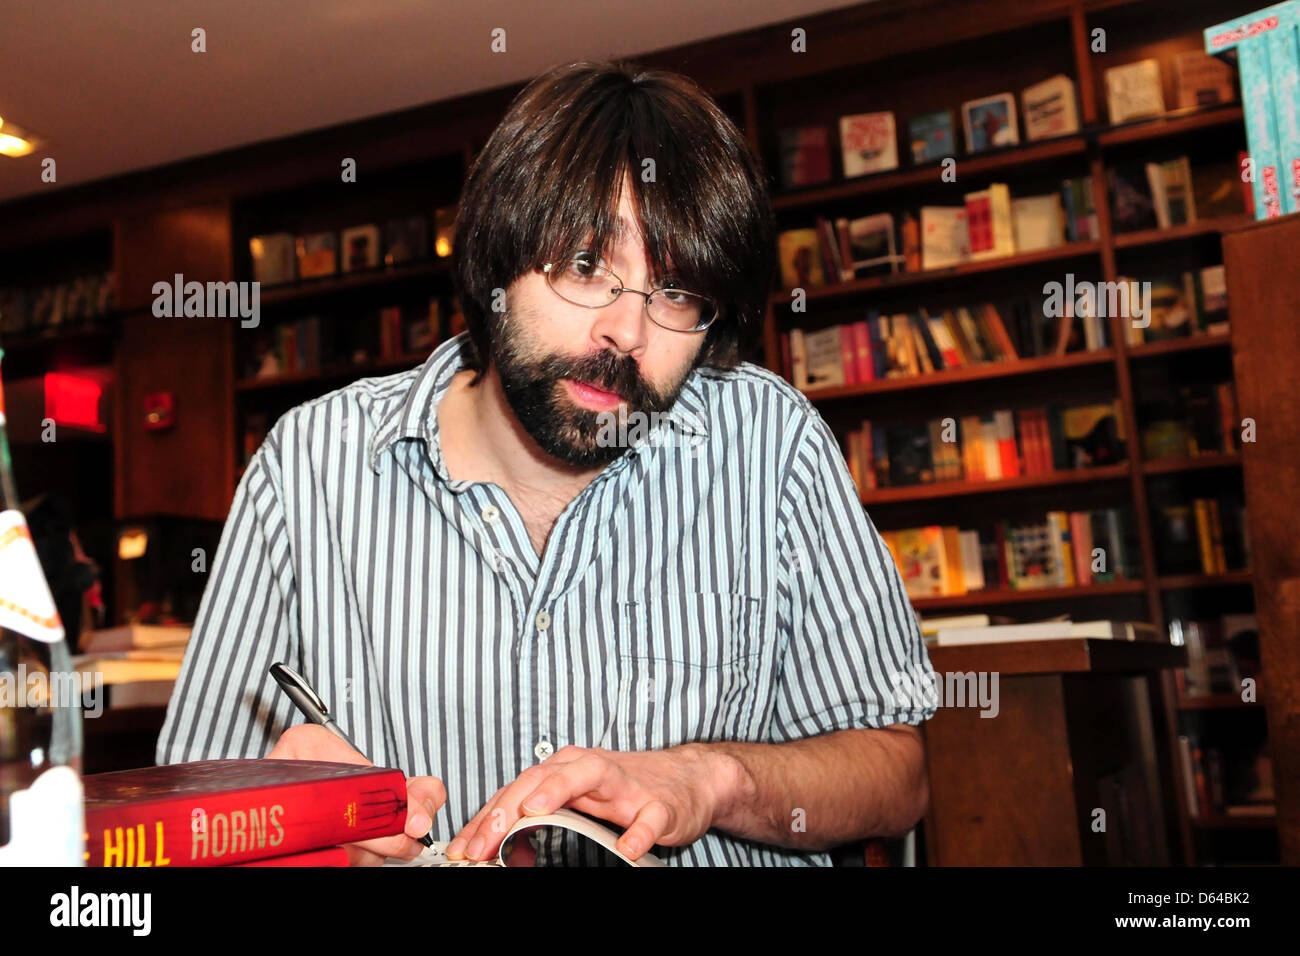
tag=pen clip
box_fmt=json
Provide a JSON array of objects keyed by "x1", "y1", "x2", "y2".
[{"x1": 270, "y1": 662, "x2": 329, "y2": 714}]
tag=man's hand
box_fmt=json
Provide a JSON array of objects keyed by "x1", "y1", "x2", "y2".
[
  {"x1": 267, "y1": 724, "x2": 446, "y2": 866},
  {"x1": 445, "y1": 744, "x2": 743, "y2": 863}
]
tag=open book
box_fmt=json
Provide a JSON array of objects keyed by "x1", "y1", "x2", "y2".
[{"x1": 385, "y1": 808, "x2": 666, "y2": 867}]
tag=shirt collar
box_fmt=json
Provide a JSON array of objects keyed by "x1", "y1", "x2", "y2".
[{"x1": 367, "y1": 332, "x2": 711, "y2": 475}]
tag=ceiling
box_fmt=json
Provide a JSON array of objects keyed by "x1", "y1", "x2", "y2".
[{"x1": 0, "y1": 0, "x2": 869, "y2": 203}]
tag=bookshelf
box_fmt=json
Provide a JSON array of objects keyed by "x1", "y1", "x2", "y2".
[{"x1": 0, "y1": 0, "x2": 1281, "y2": 866}]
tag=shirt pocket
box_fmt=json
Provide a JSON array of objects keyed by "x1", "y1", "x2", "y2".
[{"x1": 599, "y1": 591, "x2": 774, "y2": 752}]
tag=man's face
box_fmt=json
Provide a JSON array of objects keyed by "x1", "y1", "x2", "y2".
[{"x1": 487, "y1": 185, "x2": 707, "y2": 468}]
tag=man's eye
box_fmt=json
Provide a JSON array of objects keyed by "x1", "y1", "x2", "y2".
[{"x1": 567, "y1": 253, "x2": 608, "y2": 278}]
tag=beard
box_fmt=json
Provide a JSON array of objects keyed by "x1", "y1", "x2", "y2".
[{"x1": 487, "y1": 305, "x2": 694, "y2": 468}]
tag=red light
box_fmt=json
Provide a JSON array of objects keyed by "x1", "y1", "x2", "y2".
[{"x1": 44, "y1": 373, "x2": 105, "y2": 432}]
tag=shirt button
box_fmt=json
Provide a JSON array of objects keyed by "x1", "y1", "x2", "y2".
[
  {"x1": 534, "y1": 739, "x2": 554, "y2": 760},
  {"x1": 481, "y1": 505, "x2": 500, "y2": 524},
  {"x1": 534, "y1": 610, "x2": 551, "y2": 631}
]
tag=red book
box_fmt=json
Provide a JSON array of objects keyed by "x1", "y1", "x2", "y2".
[
  {"x1": 853, "y1": 321, "x2": 875, "y2": 383},
  {"x1": 841, "y1": 325, "x2": 859, "y2": 385},
  {"x1": 84, "y1": 759, "x2": 408, "y2": 867},
  {"x1": 235, "y1": 846, "x2": 351, "y2": 867}
]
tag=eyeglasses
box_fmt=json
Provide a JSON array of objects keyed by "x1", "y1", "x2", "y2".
[{"x1": 542, "y1": 255, "x2": 719, "y2": 333}]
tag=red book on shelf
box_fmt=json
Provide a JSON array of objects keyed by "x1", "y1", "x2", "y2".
[
  {"x1": 235, "y1": 845, "x2": 351, "y2": 867},
  {"x1": 841, "y1": 326, "x2": 859, "y2": 386},
  {"x1": 852, "y1": 320, "x2": 875, "y2": 382},
  {"x1": 84, "y1": 759, "x2": 408, "y2": 868}
]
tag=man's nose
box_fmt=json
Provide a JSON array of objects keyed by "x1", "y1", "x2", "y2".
[{"x1": 590, "y1": 287, "x2": 649, "y2": 354}]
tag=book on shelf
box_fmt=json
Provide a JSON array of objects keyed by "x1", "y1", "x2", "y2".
[
  {"x1": 842, "y1": 401, "x2": 1124, "y2": 494},
  {"x1": 920, "y1": 206, "x2": 970, "y2": 270},
  {"x1": 295, "y1": 232, "x2": 338, "y2": 279},
  {"x1": 778, "y1": 126, "x2": 832, "y2": 189},
  {"x1": 1171, "y1": 612, "x2": 1259, "y2": 697},
  {"x1": 1176, "y1": 731, "x2": 1273, "y2": 820},
  {"x1": 1104, "y1": 58, "x2": 1166, "y2": 124},
  {"x1": 341, "y1": 224, "x2": 381, "y2": 273},
  {"x1": 961, "y1": 92, "x2": 1019, "y2": 153},
  {"x1": 1152, "y1": 495, "x2": 1250, "y2": 576},
  {"x1": 382, "y1": 215, "x2": 429, "y2": 267},
  {"x1": 1021, "y1": 74, "x2": 1080, "y2": 140},
  {"x1": 1172, "y1": 50, "x2": 1237, "y2": 109},
  {"x1": 1139, "y1": 379, "x2": 1238, "y2": 460},
  {"x1": 0, "y1": 270, "x2": 116, "y2": 336},
  {"x1": 880, "y1": 508, "x2": 1139, "y2": 598},
  {"x1": 249, "y1": 233, "x2": 296, "y2": 286},
  {"x1": 777, "y1": 228, "x2": 825, "y2": 289},
  {"x1": 965, "y1": 184, "x2": 1015, "y2": 260},
  {"x1": 934, "y1": 618, "x2": 1160, "y2": 646},
  {"x1": 917, "y1": 613, "x2": 992, "y2": 638},
  {"x1": 1061, "y1": 175, "x2": 1098, "y2": 241},
  {"x1": 839, "y1": 111, "x2": 899, "y2": 177},
  {"x1": 844, "y1": 213, "x2": 900, "y2": 278},
  {"x1": 1011, "y1": 194, "x2": 1066, "y2": 252},
  {"x1": 907, "y1": 110, "x2": 956, "y2": 163},
  {"x1": 84, "y1": 760, "x2": 409, "y2": 867}
]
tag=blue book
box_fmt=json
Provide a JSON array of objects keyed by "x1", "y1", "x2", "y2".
[{"x1": 907, "y1": 110, "x2": 955, "y2": 163}]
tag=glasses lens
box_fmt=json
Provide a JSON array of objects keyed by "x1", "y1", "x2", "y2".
[
  {"x1": 648, "y1": 288, "x2": 717, "y2": 332},
  {"x1": 546, "y1": 256, "x2": 620, "y2": 308}
]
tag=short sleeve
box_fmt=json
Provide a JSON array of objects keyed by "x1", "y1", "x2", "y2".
[
  {"x1": 770, "y1": 410, "x2": 938, "y2": 741},
  {"x1": 155, "y1": 434, "x2": 302, "y2": 764}
]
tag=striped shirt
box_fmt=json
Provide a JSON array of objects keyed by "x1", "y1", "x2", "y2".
[{"x1": 158, "y1": 331, "x2": 936, "y2": 866}]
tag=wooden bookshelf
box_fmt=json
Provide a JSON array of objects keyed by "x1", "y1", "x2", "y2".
[
  {"x1": 1177, "y1": 692, "x2": 1261, "y2": 711},
  {"x1": 0, "y1": 0, "x2": 1276, "y2": 868}
]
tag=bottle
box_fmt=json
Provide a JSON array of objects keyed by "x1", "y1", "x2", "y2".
[{"x1": 0, "y1": 344, "x2": 85, "y2": 866}]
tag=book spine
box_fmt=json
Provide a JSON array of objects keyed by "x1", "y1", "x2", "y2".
[
  {"x1": 1268, "y1": 15, "x2": 1300, "y2": 214},
  {"x1": 1239, "y1": 38, "x2": 1286, "y2": 217},
  {"x1": 1193, "y1": 498, "x2": 1216, "y2": 573},
  {"x1": 86, "y1": 770, "x2": 407, "y2": 867}
]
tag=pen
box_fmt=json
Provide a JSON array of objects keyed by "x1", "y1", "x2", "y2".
[{"x1": 270, "y1": 661, "x2": 434, "y2": 848}]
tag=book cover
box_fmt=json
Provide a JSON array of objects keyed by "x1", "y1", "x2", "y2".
[
  {"x1": 1021, "y1": 74, "x2": 1080, "y2": 140},
  {"x1": 962, "y1": 93, "x2": 1019, "y2": 152},
  {"x1": 1205, "y1": 7, "x2": 1288, "y2": 217},
  {"x1": 295, "y1": 232, "x2": 338, "y2": 279},
  {"x1": 383, "y1": 216, "x2": 429, "y2": 267},
  {"x1": 1191, "y1": 161, "x2": 1249, "y2": 218},
  {"x1": 777, "y1": 229, "x2": 826, "y2": 289},
  {"x1": 895, "y1": 527, "x2": 949, "y2": 596},
  {"x1": 886, "y1": 423, "x2": 934, "y2": 486},
  {"x1": 1011, "y1": 195, "x2": 1065, "y2": 251},
  {"x1": 920, "y1": 206, "x2": 970, "y2": 270},
  {"x1": 803, "y1": 326, "x2": 847, "y2": 390},
  {"x1": 84, "y1": 760, "x2": 408, "y2": 867},
  {"x1": 1060, "y1": 401, "x2": 1125, "y2": 468},
  {"x1": 839, "y1": 111, "x2": 899, "y2": 177},
  {"x1": 1109, "y1": 163, "x2": 1159, "y2": 231},
  {"x1": 1146, "y1": 273, "x2": 1198, "y2": 340},
  {"x1": 341, "y1": 224, "x2": 381, "y2": 273},
  {"x1": 1105, "y1": 58, "x2": 1166, "y2": 124},
  {"x1": 1268, "y1": 8, "x2": 1300, "y2": 214},
  {"x1": 1161, "y1": 157, "x2": 1196, "y2": 225},
  {"x1": 1172, "y1": 50, "x2": 1237, "y2": 108},
  {"x1": 777, "y1": 126, "x2": 833, "y2": 189},
  {"x1": 249, "y1": 233, "x2": 296, "y2": 286},
  {"x1": 907, "y1": 110, "x2": 956, "y2": 162},
  {"x1": 846, "y1": 213, "x2": 899, "y2": 277}
]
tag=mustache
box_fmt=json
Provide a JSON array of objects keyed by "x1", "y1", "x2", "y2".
[{"x1": 531, "y1": 349, "x2": 669, "y2": 410}]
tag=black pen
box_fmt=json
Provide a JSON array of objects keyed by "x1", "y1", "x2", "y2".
[{"x1": 270, "y1": 662, "x2": 434, "y2": 848}]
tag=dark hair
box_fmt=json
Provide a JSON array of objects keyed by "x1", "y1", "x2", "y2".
[{"x1": 452, "y1": 60, "x2": 775, "y2": 377}]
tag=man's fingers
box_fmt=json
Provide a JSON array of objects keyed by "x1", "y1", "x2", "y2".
[
  {"x1": 519, "y1": 752, "x2": 618, "y2": 817},
  {"x1": 267, "y1": 723, "x2": 369, "y2": 764},
  {"x1": 616, "y1": 799, "x2": 671, "y2": 861},
  {"x1": 352, "y1": 831, "x2": 424, "y2": 864},
  {"x1": 405, "y1": 775, "x2": 446, "y2": 838},
  {"x1": 446, "y1": 786, "x2": 505, "y2": 859}
]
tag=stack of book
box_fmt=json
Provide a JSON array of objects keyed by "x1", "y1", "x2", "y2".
[
  {"x1": 844, "y1": 400, "x2": 1126, "y2": 492},
  {"x1": 880, "y1": 508, "x2": 1139, "y2": 598},
  {"x1": 83, "y1": 760, "x2": 411, "y2": 867},
  {"x1": 0, "y1": 270, "x2": 115, "y2": 337},
  {"x1": 931, "y1": 618, "x2": 1160, "y2": 646},
  {"x1": 1108, "y1": 156, "x2": 1248, "y2": 233},
  {"x1": 74, "y1": 625, "x2": 190, "y2": 710}
]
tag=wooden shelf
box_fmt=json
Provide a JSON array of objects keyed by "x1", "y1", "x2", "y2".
[
  {"x1": 1095, "y1": 106, "x2": 1245, "y2": 147},
  {"x1": 1141, "y1": 453, "x2": 1240, "y2": 475},
  {"x1": 236, "y1": 353, "x2": 428, "y2": 392},
  {"x1": 861, "y1": 463, "x2": 1130, "y2": 505},
  {"x1": 257, "y1": 258, "x2": 450, "y2": 307},
  {"x1": 772, "y1": 241, "x2": 1101, "y2": 306},
  {"x1": 800, "y1": 349, "x2": 1115, "y2": 403},
  {"x1": 1113, "y1": 216, "x2": 1254, "y2": 250},
  {"x1": 1177, "y1": 693, "x2": 1261, "y2": 711},
  {"x1": 1157, "y1": 570, "x2": 1254, "y2": 591},
  {"x1": 771, "y1": 136, "x2": 1087, "y2": 211},
  {"x1": 1126, "y1": 333, "x2": 1232, "y2": 359},
  {"x1": 909, "y1": 580, "x2": 1146, "y2": 612}
]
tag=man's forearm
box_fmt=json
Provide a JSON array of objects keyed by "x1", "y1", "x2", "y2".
[{"x1": 686, "y1": 725, "x2": 928, "y2": 851}]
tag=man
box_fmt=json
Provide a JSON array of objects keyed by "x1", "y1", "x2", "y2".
[{"x1": 158, "y1": 60, "x2": 937, "y2": 866}]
